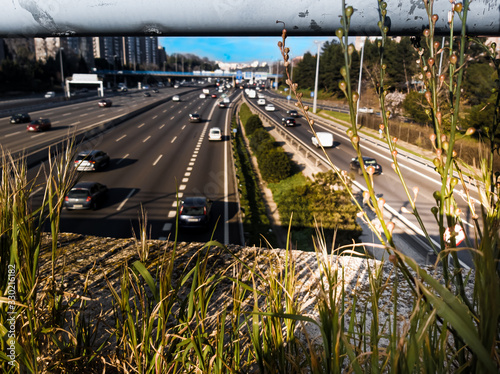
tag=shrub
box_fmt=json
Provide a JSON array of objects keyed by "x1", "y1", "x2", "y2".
[
  {"x1": 258, "y1": 149, "x2": 292, "y2": 183},
  {"x1": 244, "y1": 114, "x2": 263, "y2": 136},
  {"x1": 249, "y1": 128, "x2": 274, "y2": 153}
]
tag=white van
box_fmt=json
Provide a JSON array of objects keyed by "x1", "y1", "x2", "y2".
[
  {"x1": 202, "y1": 88, "x2": 210, "y2": 94},
  {"x1": 311, "y1": 132, "x2": 334, "y2": 148}
]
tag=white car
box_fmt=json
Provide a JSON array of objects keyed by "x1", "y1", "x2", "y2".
[
  {"x1": 264, "y1": 104, "x2": 275, "y2": 112},
  {"x1": 44, "y1": 91, "x2": 55, "y2": 98},
  {"x1": 208, "y1": 127, "x2": 222, "y2": 141},
  {"x1": 172, "y1": 95, "x2": 180, "y2": 102},
  {"x1": 311, "y1": 132, "x2": 334, "y2": 148},
  {"x1": 199, "y1": 93, "x2": 206, "y2": 99},
  {"x1": 257, "y1": 98, "x2": 266, "y2": 106},
  {"x1": 358, "y1": 107, "x2": 374, "y2": 113}
]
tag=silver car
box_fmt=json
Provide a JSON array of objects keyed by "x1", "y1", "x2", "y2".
[{"x1": 74, "y1": 150, "x2": 110, "y2": 172}]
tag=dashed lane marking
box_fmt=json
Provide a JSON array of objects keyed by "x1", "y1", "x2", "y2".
[
  {"x1": 116, "y1": 189, "x2": 136, "y2": 211},
  {"x1": 116, "y1": 135, "x2": 127, "y2": 142},
  {"x1": 143, "y1": 136, "x2": 151, "y2": 142},
  {"x1": 117, "y1": 154, "x2": 129, "y2": 164},
  {"x1": 153, "y1": 155, "x2": 163, "y2": 166},
  {"x1": 171, "y1": 136, "x2": 177, "y2": 143}
]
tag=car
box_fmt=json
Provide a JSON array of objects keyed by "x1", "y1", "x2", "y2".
[
  {"x1": 98, "y1": 99, "x2": 112, "y2": 107},
  {"x1": 218, "y1": 101, "x2": 227, "y2": 108},
  {"x1": 10, "y1": 113, "x2": 31, "y2": 124},
  {"x1": 74, "y1": 150, "x2": 110, "y2": 171},
  {"x1": 311, "y1": 132, "x2": 334, "y2": 148},
  {"x1": 178, "y1": 196, "x2": 212, "y2": 228},
  {"x1": 199, "y1": 93, "x2": 206, "y2": 99},
  {"x1": 349, "y1": 156, "x2": 383, "y2": 175},
  {"x1": 281, "y1": 117, "x2": 296, "y2": 127},
  {"x1": 257, "y1": 93, "x2": 265, "y2": 99},
  {"x1": 189, "y1": 113, "x2": 201, "y2": 123},
  {"x1": 44, "y1": 91, "x2": 55, "y2": 98},
  {"x1": 358, "y1": 107, "x2": 374, "y2": 114},
  {"x1": 257, "y1": 98, "x2": 266, "y2": 106},
  {"x1": 64, "y1": 181, "x2": 108, "y2": 210},
  {"x1": 173, "y1": 84, "x2": 180, "y2": 89},
  {"x1": 286, "y1": 109, "x2": 299, "y2": 117},
  {"x1": 27, "y1": 118, "x2": 51, "y2": 132},
  {"x1": 143, "y1": 92, "x2": 151, "y2": 97},
  {"x1": 152, "y1": 88, "x2": 159, "y2": 93},
  {"x1": 203, "y1": 88, "x2": 210, "y2": 94},
  {"x1": 208, "y1": 127, "x2": 222, "y2": 141},
  {"x1": 264, "y1": 104, "x2": 275, "y2": 112},
  {"x1": 172, "y1": 95, "x2": 180, "y2": 102},
  {"x1": 211, "y1": 94, "x2": 217, "y2": 99}
]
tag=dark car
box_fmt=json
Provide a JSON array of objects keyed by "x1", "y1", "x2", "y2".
[
  {"x1": 64, "y1": 182, "x2": 108, "y2": 210},
  {"x1": 74, "y1": 150, "x2": 110, "y2": 171},
  {"x1": 281, "y1": 117, "x2": 296, "y2": 127},
  {"x1": 287, "y1": 109, "x2": 299, "y2": 117},
  {"x1": 178, "y1": 196, "x2": 212, "y2": 228},
  {"x1": 10, "y1": 113, "x2": 31, "y2": 124},
  {"x1": 143, "y1": 92, "x2": 151, "y2": 97},
  {"x1": 27, "y1": 118, "x2": 51, "y2": 132},
  {"x1": 98, "y1": 99, "x2": 112, "y2": 107},
  {"x1": 349, "y1": 157, "x2": 383, "y2": 175},
  {"x1": 152, "y1": 88, "x2": 159, "y2": 93},
  {"x1": 218, "y1": 101, "x2": 227, "y2": 108},
  {"x1": 189, "y1": 113, "x2": 201, "y2": 123}
]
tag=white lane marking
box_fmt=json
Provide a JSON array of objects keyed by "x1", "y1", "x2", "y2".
[
  {"x1": 152, "y1": 115, "x2": 158, "y2": 119},
  {"x1": 153, "y1": 154, "x2": 163, "y2": 165},
  {"x1": 168, "y1": 211, "x2": 177, "y2": 218},
  {"x1": 190, "y1": 158, "x2": 196, "y2": 163},
  {"x1": 5, "y1": 131, "x2": 21, "y2": 137},
  {"x1": 178, "y1": 110, "x2": 182, "y2": 114},
  {"x1": 116, "y1": 135, "x2": 127, "y2": 142},
  {"x1": 31, "y1": 186, "x2": 44, "y2": 197},
  {"x1": 181, "y1": 125, "x2": 186, "y2": 130},
  {"x1": 138, "y1": 123, "x2": 145, "y2": 128},
  {"x1": 79, "y1": 113, "x2": 88, "y2": 117},
  {"x1": 179, "y1": 184, "x2": 186, "y2": 191},
  {"x1": 117, "y1": 154, "x2": 129, "y2": 164},
  {"x1": 182, "y1": 178, "x2": 189, "y2": 183},
  {"x1": 186, "y1": 167, "x2": 193, "y2": 171},
  {"x1": 69, "y1": 121, "x2": 80, "y2": 126},
  {"x1": 117, "y1": 189, "x2": 136, "y2": 211},
  {"x1": 184, "y1": 172, "x2": 191, "y2": 177},
  {"x1": 163, "y1": 110, "x2": 167, "y2": 113},
  {"x1": 171, "y1": 136, "x2": 177, "y2": 143},
  {"x1": 97, "y1": 114, "x2": 105, "y2": 118},
  {"x1": 162, "y1": 223, "x2": 172, "y2": 231},
  {"x1": 170, "y1": 116, "x2": 175, "y2": 120},
  {"x1": 30, "y1": 133, "x2": 45, "y2": 138},
  {"x1": 62, "y1": 112, "x2": 72, "y2": 116},
  {"x1": 159, "y1": 124, "x2": 165, "y2": 129},
  {"x1": 143, "y1": 136, "x2": 151, "y2": 143},
  {"x1": 189, "y1": 162, "x2": 195, "y2": 166},
  {"x1": 52, "y1": 121, "x2": 60, "y2": 124}
]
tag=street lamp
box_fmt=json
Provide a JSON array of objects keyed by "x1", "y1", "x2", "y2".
[
  {"x1": 355, "y1": 37, "x2": 366, "y2": 126},
  {"x1": 312, "y1": 41, "x2": 321, "y2": 114},
  {"x1": 59, "y1": 47, "x2": 65, "y2": 97}
]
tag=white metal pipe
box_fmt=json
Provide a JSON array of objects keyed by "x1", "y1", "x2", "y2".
[{"x1": 0, "y1": 1, "x2": 498, "y2": 38}]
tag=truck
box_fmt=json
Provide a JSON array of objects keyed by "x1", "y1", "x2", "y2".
[
  {"x1": 247, "y1": 89, "x2": 256, "y2": 99},
  {"x1": 311, "y1": 132, "x2": 334, "y2": 148}
]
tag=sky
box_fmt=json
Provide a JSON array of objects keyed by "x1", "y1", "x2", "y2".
[{"x1": 159, "y1": 36, "x2": 334, "y2": 65}]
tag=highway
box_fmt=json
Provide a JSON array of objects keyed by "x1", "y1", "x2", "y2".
[
  {"x1": 2, "y1": 85, "x2": 243, "y2": 245},
  {"x1": 247, "y1": 90, "x2": 476, "y2": 267}
]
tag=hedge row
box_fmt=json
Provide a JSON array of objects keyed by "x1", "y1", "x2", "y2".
[
  {"x1": 242, "y1": 111, "x2": 292, "y2": 183},
  {"x1": 231, "y1": 114, "x2": 277, "y2": 247}
]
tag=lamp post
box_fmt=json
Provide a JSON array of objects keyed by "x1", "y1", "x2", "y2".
[
  {"x1": 312, "y1": 41, "x2": 321, "y2": 114},
  {"x1": 355, "y1": 37, "x2": 366, "y2": 126},
  {"x1": 113, "y1": 55, "x2": 117, "y2": 88},
  {"x1": 59, "y1": 47, "x2": 65, "y2": 97}
]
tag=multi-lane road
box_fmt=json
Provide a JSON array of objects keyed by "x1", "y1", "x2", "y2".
[
  {"x1": 1, "y1": 86, "x2": 477, "y2": 266},
  {"x1": 2, "y1": 86, "x2": 242, "y2": 245},
  {"x1": 247, "y1": 91, "x2": 476, "y2": 267}
]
